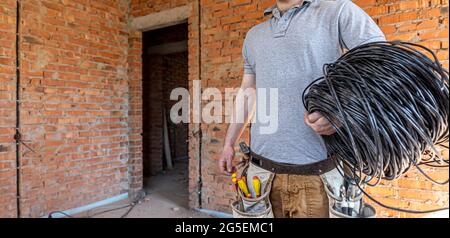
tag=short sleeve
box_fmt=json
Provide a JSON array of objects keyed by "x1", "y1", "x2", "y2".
[
  {"x1": 242, "y1": 35, "x2": 256, "y2": 75},
  {"x1": 338, "y1": 1, "x2": 386, "y2": 50}
]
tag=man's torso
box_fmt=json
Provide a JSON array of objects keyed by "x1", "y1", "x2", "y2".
[{"x1": 245, "y1": 0, "x2": 382, "y2": 164}]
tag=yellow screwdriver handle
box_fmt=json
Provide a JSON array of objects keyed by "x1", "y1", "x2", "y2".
[
  {"x1": 237, "y1": 178, "x2": 251, "y2": 198},
  {"x1": 252, "y1": 176, "x2": 261, "y2": 197}
]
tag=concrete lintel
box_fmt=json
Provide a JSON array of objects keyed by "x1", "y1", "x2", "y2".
[
  {"x1": 131, "y1": 5, "x2": 191, "y2": 32},
  {"x1": 147, "y1": 40, "x2": 188, "y2": 55}
]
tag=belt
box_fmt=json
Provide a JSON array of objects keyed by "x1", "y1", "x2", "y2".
[{"x1": 239, "y1": 142, "x2": 336, "y2": 175}]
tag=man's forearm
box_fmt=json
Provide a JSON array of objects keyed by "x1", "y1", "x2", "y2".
[
  {"x1": 224, "y1": 98, "x2": 252, "y2": 147},
  {"x1": 224, "y1": 122, "x2": 247, "y2": 147},
  {"x1": 224, "y1": 74, "x2": 256, "y2": 147}
]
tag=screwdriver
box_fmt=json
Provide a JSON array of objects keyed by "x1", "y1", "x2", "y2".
[
  {"x1": 231, "y1": 173, "x2": 238, "y2": 192},
  {"x1": 252, "y1": 176, "x2": 261, "y2": 197},
  {"x1": 237, "y1": 176, "x2": 251, "y2": 198}
]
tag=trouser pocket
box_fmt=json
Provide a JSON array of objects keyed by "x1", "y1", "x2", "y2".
[{"x1": 231, "y1": 162, "x2": 275, "y2": 218}]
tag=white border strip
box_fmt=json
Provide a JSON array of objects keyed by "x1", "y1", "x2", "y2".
[{"x1": 44, "y1": 193, "x2": 129, "y2": 218}]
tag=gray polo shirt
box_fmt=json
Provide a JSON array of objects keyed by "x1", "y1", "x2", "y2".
[{"x1": 244, "y1": 0, "x2": 385, "y2": 165}]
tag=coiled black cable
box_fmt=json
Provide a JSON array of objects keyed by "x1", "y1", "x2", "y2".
[{"x1": 303, "y1": 41, "x2": 449, "y2": 214}]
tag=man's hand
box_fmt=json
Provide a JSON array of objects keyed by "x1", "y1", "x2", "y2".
[
  {"x1": 219, "y1": 74, "x2": 255, "y2": 175},
  {"x1": 304, "y1": 111, "x2": 337, "y2": 136},
  {"x1": 219, "y1": 145, "x2": 236, "y2": 175}
]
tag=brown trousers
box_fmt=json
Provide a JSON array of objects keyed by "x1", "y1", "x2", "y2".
[{"x1": 270, "y1": 174, "x2": 330, "y2": 218}]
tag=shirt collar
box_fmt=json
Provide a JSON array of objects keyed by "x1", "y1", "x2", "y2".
[{"x1": 263, "y1": 0, "x2": 313, "y2": 17}]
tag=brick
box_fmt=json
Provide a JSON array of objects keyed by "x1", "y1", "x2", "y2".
[
  {"x1": 230, "y1": 0, "x2": 252, "y2": 7},
  {"x1": 399, "y1": 1, "x2": 419, "y2": 11},
  {"x1": 417, "y1": 19, "x2": 439, "y2": 30},
  {"x1": 419, "y1": 29, "x2": 449, "y2": 41},
  {"x1": 420, "y1": 40, "x2": 442, "y2": 50},
  {"x1": 353, "y1": 0, "x2": 377, "y2": 9},
  {"x1": 379, "y1": 12, "x2": 418, "y2": 26}
]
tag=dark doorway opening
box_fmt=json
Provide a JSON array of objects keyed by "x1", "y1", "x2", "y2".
[{"x1": 142, "y1": 23, "x2": 189, "y2": 210}]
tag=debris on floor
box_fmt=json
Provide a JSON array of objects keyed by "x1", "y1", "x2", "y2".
[{"x1": 76, "y1": 159, "x2": 211, "y2": 218}]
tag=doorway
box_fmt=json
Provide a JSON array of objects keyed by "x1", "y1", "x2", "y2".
[{"x1": 142, "y1": 23, "x2": 190, "y2": 210}]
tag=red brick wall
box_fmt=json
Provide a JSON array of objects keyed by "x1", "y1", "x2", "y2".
[
  {"x1": 194, "y1": 0, "x2": 270, "y2": 212},
  {"x1": 128, "y1": 31, "x2": 144, "y2": 199},
  {"x1": 19, "y1": 0, "x2": 131, "y2": 217},
  {"x1": 0, "y1": 0, "x2": 133, "y2": 218},
  {"x1": 130, "y1": 0, "x2": 449, "y2": 217},
  {"x1": 0, "y1": 0, "x2": 18, "y2": 218}
]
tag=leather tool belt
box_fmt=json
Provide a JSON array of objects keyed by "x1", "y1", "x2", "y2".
[{"x1": 239, "y1": 142, "x2": 335, "y2": 176}]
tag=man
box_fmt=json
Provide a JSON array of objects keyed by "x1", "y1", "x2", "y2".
[{"x1": 219, "y1": 0, "x2": 385, "y2": 218}]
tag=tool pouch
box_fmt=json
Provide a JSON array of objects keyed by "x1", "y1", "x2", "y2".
[
  {"x1": 231, "y1": 161, "x2": 275, "y2": 218},
  {"x1": 320, "y1": 168, "x2": 376, "y2": 218},
  {"x1": 320, "y1": 168, "x2": 345, "y2": 202}
]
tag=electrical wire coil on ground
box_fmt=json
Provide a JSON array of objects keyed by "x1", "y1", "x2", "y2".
[{"x1": 303, "y1": 41, "x2": 449, "y2": 214}]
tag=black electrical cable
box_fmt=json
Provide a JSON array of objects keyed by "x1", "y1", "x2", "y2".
[
  {"x1": 119, "y1": 203, "x2": 136, "y2": 218},
  {"x1": 48, "y1": 211, "x2": 74, "y2": 218},
  {"x1": 196, "y1": 0, "x2": 204, "y2": 210},
  {"x1": 15, "y1": 0, "x2": 22, "y2": 218},
  {"x1": 48, "y1": 200, "x2": 142, "y2": 218},
  {"x1": 303, "y1": 41, "x2": 449, "y2": 214},
  {"x1": 47, "y1": 205, "x2": 131, "y2": 218},
  {"x1": 88, "y1": 204, "x2": 133, "y2": 218}
]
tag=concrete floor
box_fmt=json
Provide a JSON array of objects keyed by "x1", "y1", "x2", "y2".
[{"x1": 76, "y1": 159, "x2": 211, "y2": 218}]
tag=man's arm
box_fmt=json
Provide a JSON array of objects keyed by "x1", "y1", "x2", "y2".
[
  {"x1": 219, "y1": 74, "x2": 256, "y2": 174},
  {"x1": 337, "y1": 0, "x2": 386, "y2": 51},
  {"x1": 305, "y1": 1, "x2": 386, "y2": 136}
]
